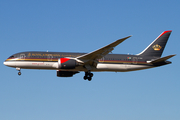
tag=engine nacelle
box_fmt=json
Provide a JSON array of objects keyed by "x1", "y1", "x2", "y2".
[
  {"x1": 58, "y1": 58, "x2": 77, "y2": 69},
  {"x1": 57, "y1": 71, "x2": 79, "y2": 77}
]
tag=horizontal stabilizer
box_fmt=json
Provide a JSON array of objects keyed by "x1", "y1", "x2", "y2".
[{"x1": 149, "y1": 54, "x2": 176, "y2": 64}]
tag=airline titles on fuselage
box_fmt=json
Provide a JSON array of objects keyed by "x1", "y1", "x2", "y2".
[{"x1": 28, "y1": 53, "x2": 81, "y2": 58}]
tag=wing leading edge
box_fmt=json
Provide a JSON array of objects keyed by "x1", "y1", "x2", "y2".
[{"x1": 76, "y1": 36, "x2": 132, "y2": 66}]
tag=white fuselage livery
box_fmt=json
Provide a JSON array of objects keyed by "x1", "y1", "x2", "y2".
[{"x1": 4, "y1": 57, "x2": 153, "y2": 72}]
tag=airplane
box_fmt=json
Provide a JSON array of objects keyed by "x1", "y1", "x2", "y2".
[{"x1": 3, "y1": 30, "x2": 175, "y2": 81}]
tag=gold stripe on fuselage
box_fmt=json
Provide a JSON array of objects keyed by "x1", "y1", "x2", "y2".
[
  {"x1": 6, "y1": 58, "x2": 148, "y2": 65},
  {"x1": 6, "y1": 58, "x2": 58, "y2": 62}
]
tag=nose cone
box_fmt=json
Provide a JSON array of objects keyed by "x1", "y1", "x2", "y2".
[
  {"x1": 4, "y1": 61, "x2": 10, "y2": 66},
  {"x1": 4, "y1": 55, "x2": 17, "y2": 67},
  {"x1": 3, "y1": 61, "x2": 16, "y2": 67},
  {"x1": 3, "y1": 61, "x2": 7, "y2": 66}
]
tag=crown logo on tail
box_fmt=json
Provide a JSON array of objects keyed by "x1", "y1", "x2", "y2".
[{"x1": 152, "y1": 44, "x2": 162, "y2": 51}]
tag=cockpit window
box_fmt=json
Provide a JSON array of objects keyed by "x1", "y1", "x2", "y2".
[{"x1": 8, "y1": 56, "x2": 14, "y2": 58}]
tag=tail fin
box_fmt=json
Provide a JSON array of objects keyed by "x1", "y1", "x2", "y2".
[{"x1": 137, "y1": 30, "x2": 172, "y2": 57}]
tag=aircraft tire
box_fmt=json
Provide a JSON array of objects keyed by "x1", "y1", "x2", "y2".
[
  {"x1": 18, "y1": 72, "x2": 21, "y2": 76},
  {"x1": 84, "y1": 76, "x2": 87, "y2": 80},
  {"x1": 90, "y1": 73, "x2": 93, "y2": 77},
  {"x1": 88, "y1": 77, "x2": 92, "y2": 81}
]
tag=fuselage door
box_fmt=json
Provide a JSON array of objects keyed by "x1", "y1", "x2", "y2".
[
  {"x1": 20, "y1": 54, "x2": 26, "y2": 60},
  {"x1": 99, "y1": 57, "x2": 104, "y2": 62},
  {"x1": 47, "y1": 54, "x2": 53, "y2": 61},
  {"x1": 133, "y1": 57, "x2": 138, "y2": 64}
]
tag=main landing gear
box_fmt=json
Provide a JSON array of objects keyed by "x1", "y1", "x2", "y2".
[
  {"x1": 84, "y1": 71, "x2": 93, "y2": 81},
  {"x1": 16, "y1": 67, "x2": 21, "y2": 76}
]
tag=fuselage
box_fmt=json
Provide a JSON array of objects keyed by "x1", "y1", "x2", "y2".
[
  {"x1": 4, "y1": 51, "x2": 157, "y2": 72},
  {"x1": 3, "y1": 31, "x2": 174, "y2": 81}
]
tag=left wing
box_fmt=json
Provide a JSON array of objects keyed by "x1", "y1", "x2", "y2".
[{"x1": 76, "y1": 36, "x2": 131, "y2": 67}]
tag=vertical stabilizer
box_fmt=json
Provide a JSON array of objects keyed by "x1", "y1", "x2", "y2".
[{"x1": 137, "y1": 30, "x2": 172, "y2": 57}]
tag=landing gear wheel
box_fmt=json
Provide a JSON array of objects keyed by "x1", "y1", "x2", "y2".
[
  {"x1": 84, "y1": 76, "x2": 87, "y2": 80},
  {"x1": 90, "y1": 73, "x2": 93, "y2": 77},
  {"x1": 18, "y1": 71, "x2": 21, "y2": 76},
  {"x1": 83, "y1": 71, "x2": 93, "y2": 81},
  {"x1": 88, "y1": 77, "x2": 92, "y2": 81}
]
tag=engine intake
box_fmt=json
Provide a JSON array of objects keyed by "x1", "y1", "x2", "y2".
[{"x1": 58, "y1": 58, "x2": 77, "y2": 69}]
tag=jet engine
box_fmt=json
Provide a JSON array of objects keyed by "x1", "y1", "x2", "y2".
[{"x1": 58, "y1": 58, "x2": 77, "y2": 69}]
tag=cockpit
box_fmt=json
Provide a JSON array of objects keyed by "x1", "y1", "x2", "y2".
[{"x1": 8, "y1": 55, "x2": 15, "y2": 59}]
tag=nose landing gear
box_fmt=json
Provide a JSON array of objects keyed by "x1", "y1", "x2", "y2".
[
  {"x1": 16, "y1": 67, "x2": 21, "y2": 76},
  {"x1": 84, "y1": 71, "x2": 93, "y2": 81}
]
